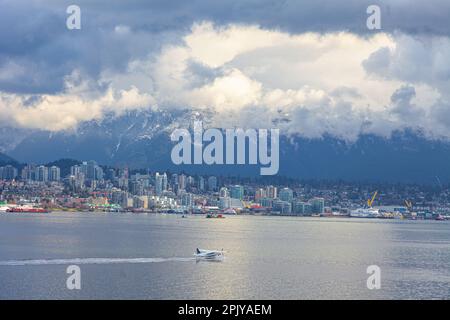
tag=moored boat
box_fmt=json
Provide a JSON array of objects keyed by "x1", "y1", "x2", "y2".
[
  {"x1": 6, "y1": 206, "x2": 49, "y2": 213},
  {"x1": 206, "y1": 213, "x2": 225, "y2": 218}
]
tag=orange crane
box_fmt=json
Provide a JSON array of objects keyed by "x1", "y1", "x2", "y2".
[
  {"x1": 367, "y1": 191, "x2": 378, "y2": 207},
  {"x1": 404, "y1": 199, "x2": 417, "y2": 219},
  {"x1": 404, "y1": 200, "x2": 413, "y2": 212}
]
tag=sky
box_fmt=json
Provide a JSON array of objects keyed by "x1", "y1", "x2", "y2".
[{"x1": 0, "y1": 0, "x2": 450, "y2": 141}]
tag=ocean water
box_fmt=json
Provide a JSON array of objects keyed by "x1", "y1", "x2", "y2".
[{"x1": 0, "y1": 212, "x2": 449, "y2": 299}]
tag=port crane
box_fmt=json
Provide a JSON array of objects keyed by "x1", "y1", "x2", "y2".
[
  {"x1": 350, "y1": 191, "x2": 380, "y2": 218},
  {"x1": 404, "y1": 200, "x2": 413, "y2": 212},
  {"x1": 404, "y1": 199, "x2": 417, "y2": 219},
  {"x1": 367, "y1": 191, "x2": 378, "y2": 207}
]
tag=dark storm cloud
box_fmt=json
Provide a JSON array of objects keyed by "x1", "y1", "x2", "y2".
[
  {"x1": 49, "y1": 0, "x2": 450, "y2": 35},
  {"x1": 1, "y1": 0, "x2": 449, "y2": 94}
]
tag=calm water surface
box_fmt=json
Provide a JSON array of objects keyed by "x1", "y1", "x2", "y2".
[{"x1": 0, "y1": 212, "x2": 449, "y2": 299}]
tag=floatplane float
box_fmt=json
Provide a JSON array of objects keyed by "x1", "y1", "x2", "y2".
[{"x1": 194, "y1": 248, "x2": 224, "y2": 261}]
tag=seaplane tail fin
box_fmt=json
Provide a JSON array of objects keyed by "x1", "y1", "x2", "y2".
[{"x1": 196, "y1": 248, "x2": 201, "y2": 254}]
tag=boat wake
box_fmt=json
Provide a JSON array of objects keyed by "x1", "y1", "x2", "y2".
[{"x1": 0, "y1": 257, "x2": 195, "y2": 266}]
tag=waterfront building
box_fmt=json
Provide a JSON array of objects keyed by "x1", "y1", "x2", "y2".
[
  {"x1": 148, "y1": 195, "x2": 177, "y2": 209},
  {"x1": 181, "y1": 192, "x2": 194, "y2": 207},
  {"x1": 126, "y1": 197, "x2": 134, "y2": 208},
  {"x1": 279, "y1": 187, "x2": 294, "y2": 202},
  {"x1": 259, "y1": 197, "x2": 273, "y2": 208},
  {"x1": 230, "y1": 185, "x2": 244, "y2": 200},
  {"x1": 219, "y1": 187, "x2": 229, "y2": 198},
  {"x1": 310, "y1": 197, "x2": 325, "y2": 214},
  {"x1": 230, "y1": 198, "x2": 244, "y2": 209},
  {"x1": 266, "y1": 185, "x2": 277, "y2": 198},
  {"x1": 273, "y1": 200, "x2": 292, "y2": 214},
  {"x1": 111, "y1": 190, "x2": 128, "y2": 208},
  {"x1": 133, "y1": 196, "x2": 148, "y2": 209},
  {"x1": 255, "y1": 188, "x2": 266, "y2": 201},
  {"x1": 293, "y1": 200, "x2": 312, "y2": 215},
  {"x1": 219, "y1": 196, "x2": 243, "y2": 209},
  {"x1": 219, "y1": 197, "x2": 231, "y2": 209}
]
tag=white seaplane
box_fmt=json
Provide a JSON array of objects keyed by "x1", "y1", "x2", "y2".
[{"x1": 194, "y1": 248, "x2": 224, "y2": 261}]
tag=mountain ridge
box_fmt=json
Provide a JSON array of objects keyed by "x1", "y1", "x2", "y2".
[{"x1": 2, "y1": 110, "x2": 450, "y2": 184}]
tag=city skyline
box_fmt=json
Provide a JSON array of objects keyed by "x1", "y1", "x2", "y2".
[
  {"x1": 3, "y1": 157, "x2": 450, "y2": 219},
  {"x1": 1, "y1": 0, "x2": 450, "y2": 303},
  {"x1": 1, "y1": 1, "x2": 450, "y2": 185}
]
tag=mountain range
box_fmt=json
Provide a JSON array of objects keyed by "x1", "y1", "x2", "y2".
[
  {"x1": 0, "y1": 152, "x2": 17, "y2": 167},
  {"x1": 1, "y1": 110, "x2": 450, "y2": 184}
]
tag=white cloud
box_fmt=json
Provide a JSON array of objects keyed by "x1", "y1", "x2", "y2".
[
  {"x1": 145, "y1": 22, "x2": 448, "y2": 140},
  {"x1": 1, "y1": 21, "x2": 450, "y2": 141},
  {"x1": 0, "y1": 74, "x2": 155, "y2": 131}
]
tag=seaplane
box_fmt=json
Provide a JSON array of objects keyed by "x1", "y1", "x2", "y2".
[{"x1": 194, "y1": 248, "x2": 224, "y2": 261}]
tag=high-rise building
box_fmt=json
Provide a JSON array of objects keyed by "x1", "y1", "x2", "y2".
[
  {"x1": 207, "y1": 176, "x2": 217, "y2": 191},
  {"x1": 255, "y1": 188, "x2": 266, "y2": 201},
  {"x1": 279, "y1": 187, "x2": 294, "y2": 202},
  {"x1": 171, "y1": 174, "x2": 178, "y2": 190},
  {"x1": 118, "y1": 176, "x2": 128, "y2": 190},
  {"x1": 0, "y1": 165, "x2": 18, "y2": 180},
  {"x1": 155, "y1": 172, "x2": 168, "y2": 196},
  {"x1": 178, "y1": 174, "x2": 186, "y2": 190},
  {"x1": 37, "y1": 165, "x2": 49, "y2": 182},
  {"x1": 80, "y1": 162, "x2": 88, "y2": 176},
  {"x1": 181, "y1": 192, "x2": 194, "y2": 207},
  {"x1": 69, "y1": 172, "x2": 85, "y2": 191},
  {"x1": 70, "y1": 165, "x2": 81, "y2": 176},
  {"x1": 293, "y1": 201, "x2": 312, "y2": 215},
  {"x1": 111, "y1": 190, "x2": 128, "y2": 208},
  {"x1": 21, "y1": 164, "x2": 37, "y2": 181},
  {"x1": 198, "y1": 176, "x2": 205, "y2": 191},
  {"x1": 106, "y1": 168, "x2": 116, "y2": 181},
  {"x1": 49, "y1": 166, "x2": 61, "y2": 182},
  {"x1": 186, "y1": 176, "x2": 195, "y2": 189},
  {"x1": 130, "y1": 180, "x2": 144, "y2": 196},
  {"x1": 230, "y1": 185, "x2": 244, "y2": 200},
  {"x1": 219, "y1": 187, "x2": 229, "y2": 198},
  {"x1": 86, "y1": 161, "x2": 96, "y2": 180},
  {"x1": 81, "y1": 160, "x2": 103, "y2": 181},
  {"x1": 266, "y1": 185, "x2": 277, "y2": 198},
  {"x1": 120, "y1": 167, "x2": 129, "y2": 180},
  {"x1": 310, "y1": 197, "x2": 325, "y2": 214},
  {"x1": 133, "y1": 196, "x2": 148, "y2": 209}
]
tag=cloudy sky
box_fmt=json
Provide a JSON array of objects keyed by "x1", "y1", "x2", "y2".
[{"x1": 0, "y1": 0, "x2": 450, "y2": 141}]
